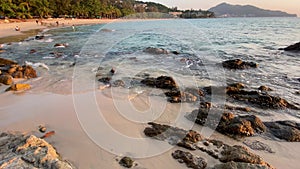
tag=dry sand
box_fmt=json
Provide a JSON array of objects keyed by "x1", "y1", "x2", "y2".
[{"x1": 0, "y1": 18, "x2": 114, "y2": 39}]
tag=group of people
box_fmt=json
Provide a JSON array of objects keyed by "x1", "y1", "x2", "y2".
[{"x1": 14, "y1": 20, "x2": 76, "y2": 32}]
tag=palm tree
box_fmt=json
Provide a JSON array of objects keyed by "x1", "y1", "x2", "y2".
[{"x1": 16, "y1": 2, "x2": 32, "y2": 19}]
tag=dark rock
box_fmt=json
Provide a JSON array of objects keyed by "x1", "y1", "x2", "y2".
[
  {"x1": 186, "y1": 106, "x2": 266, "y2": 137},
  {"x1": 243, "y1": 140, "x2": 274, "y2": 153},
  {"x1": 141, "y1": 76, "x2": 178, "y2": 90},
  {"x1": 29, "y1": 49, "x2": 37, "y2": 54},
  {"x1": 226, "y1": 87, "x2": 299, "y2": 110},
  {"x1": 38, "y1": 125, "x2": 47, "y2": 133},
  {"x1": 228, "y1": 83, "x2": 245, "y2": 89},
  {"x1": 222, "y1": 59, "x2": 258, "y2": 70},
  {"x1": 12, "y1": 71, "x2": 23, "y2": 78},
  {"x1": 0, "y1": 58, "x2": 17, "y2": 66},
  {"x1": 23, "y1": 65, "x2": 37, "y2": 78},
  {"x1": 165, "y1": 89, "x2": 199, "y2": 103},
  {"x1": 220, "y1": 145, "x2": 273, "y2": 168},
  {"x1": 144, "y1": 47, "x2": 169, "y2": 55},
  {"x1": 280, "y1": 42, "x2": 300, "y2": 51},
  {"x1": 172, "y1": 150, "x2": 207, "y2": 169},
  {"x1": 119, "y1": 156, "x2": 134, "y2": 168},
  {"x1": 54, "y1": 43, "x2": 68, "y2": 48},
  {"x1": 111, "y1": 80, "x2": 125, "y2": 87},
  {"x1": 264, "y1": 120, "x2": 300, "y2": 142},
  {"x1": 212, "y1": 161, "x2": 274, "y2": 169},
  {"x1": 0, "y1": 74, "x2": 13, "y2": 85},
  {"x1": 171, "y1": 51, "x2": 180, "y2": 55},
  {"x1": 35, "y1": 35, "x2": 44, "y2": 40},
  {"x1": 98, "y1": 77, "x2": 111, "y2": 84},
  {"x1": 258, "y1": 86, "x2": 273, "y2": 91},
  {"x1": 225, "y1": 104, "x2": 251, "y2": 112},
  {"x1": 40, "y1": 131, "x2": 55, "y2": 139}
]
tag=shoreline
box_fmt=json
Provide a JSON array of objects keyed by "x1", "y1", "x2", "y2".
[{"x1": 0, "y1": 18, "x2": 114, "y2": 44}]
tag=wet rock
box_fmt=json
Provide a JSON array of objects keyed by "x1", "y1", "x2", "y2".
[
  {"x1": 23, "y1": 65, "x2": 37, "y2": 78},
  {"x1": 0, "y1": 74, "x2": 13, "y2": 85},
  {"x1": 35, "y1": 35, "x2": 45, "y2": 40},
  {"x1": 12, "y1": 71, "x2": 23, "y2": 78},
  {"x1": 8, "y1": 66, "x2": 17, "y2": 74},
  {"x1": 98, "y1": 77, "x2": 112, "y2": 84},
  {"x1": 29, "y1": 49, "x2": 37, "y2": 54},
  {"x1": 172, "y1": 51, "x2": 180, "y2": 55},
  {"x1": 228, "y1": 83, "x2": 245, "y2": 89},
  {"x1": 212, "y1": 161, "x2": 274, "y2": 169},
  {"x1": 111, "y1": 80, "x2": 125, "y2": 87},
  {"x1": 119, "y1": 156, "x2": 134, "y2": 168},
  {"x1": 225, "y1": 105, "x2": 251, "y2": 112},
  {"x1": 38, "y1": 125, "x2": 47, "y2": 133},
  {"x1": 222, "y1": 59, "x2": 258, "y2": 70},
  {"x1": 0, "y1": 57, "x2": 17, "y2": 66},
  {"x1": 165, "y1": 89, "x2": 199, "y2": 103},
  {"x1": 243, "y1": 140, "x2": 274, "y2": 153},
  {"x1": 41, "y1": 131, "x2": 55, "y2": 139},
  {"x1": 141, "y1": 76, "x2": 178, "y2": 90},
  {"x1": 258, "y1": 86, "x2": 273, "y2": 91},
  {"x1": 6, "y1": 83, "x2": 31, "y2": 91},
  {"x1": 264, "y1": 120, "x2": 300, "y2": 142},
  {"x1": 219, "y1": 145, "x2": 274, "y2": 168},
  {"x1": 54, "y1": 43, "x2": 68, "y2": 48},
  {"x1": 186, "y1": 106, "x2": 266, "y2": 137},
  {"x1": 226, "y1": 87, "x2": 299, "y2": 110},
  {"x1": 172, "y1": 150, "x2": 207, "y2": 169},
  {"x1": 279, "y1": 42, "x2": 300, "y2": 51},
  {"x1": 144, "y1": 47, "x2": 169, "y2": 55},
  {"x1": 0, "y1": 132, "x2": 73, "y2": 169}
]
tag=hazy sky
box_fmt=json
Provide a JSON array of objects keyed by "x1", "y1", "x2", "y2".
[{"x1": 144, "y1": 0, "x2": 300, "y2": 16}]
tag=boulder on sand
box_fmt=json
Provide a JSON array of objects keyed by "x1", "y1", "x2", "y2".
[
  {"x1": 6, "y1": 83, "x2": 31, "y2": 91},
  {"x1": 0, "y1": 74, "x2": 13, "y2": 85},
  {"x1": 222, "y1": 59, "x2": 258, "y2": 70}
]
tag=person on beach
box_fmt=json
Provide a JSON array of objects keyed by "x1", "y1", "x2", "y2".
[
  {"x1": 36, "y1": 20, "x2": 38, "y2": 24},
  {"x1": 72, "y1": 24, "x2": 75, "y2": 31},
  {"x1": 15, "y1": 26, "x2": 20, "y2": 31},
  {"x1": 56, "y1": 21, "x2": 59, "y2": 26}
]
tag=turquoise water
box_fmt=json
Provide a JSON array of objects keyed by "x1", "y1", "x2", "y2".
[{"x1": 1, "y1": 17, "x2": 300, "y2": 117}]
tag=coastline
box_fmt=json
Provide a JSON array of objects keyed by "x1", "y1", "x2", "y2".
[{"x1": 0, "y1": 18, "x2": 114, "y2": 44}]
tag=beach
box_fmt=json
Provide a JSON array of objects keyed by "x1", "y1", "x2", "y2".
[{"x1": 0, "y1": 17, "x2": 300, "y2": 169}]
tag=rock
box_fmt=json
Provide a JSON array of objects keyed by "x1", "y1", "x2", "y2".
[
  {"x1": 38, "y1": 125, "x2": 47, "y2": 133},
  {"x1": 222, "y1": 59, "x2": 258, "y2": 70},
  {"x1": 243, "y1": 140, "x2": 274, "y2": 153},
  {"x1": 12, "y1": 71, "x2": 24, "y2": 78},
  {"x1": 7, "y1": 67, "x2": 17, "y2": 75},
  {"x1": 226, "y1": 86, "x2": 299, "y2": 110},
  {"x1": 264, "y1": 121, "x2": 300, "y2": 142},
  {"x1": 219, "y1": 145, "x2": 274, "y2": 168},
  {"x1": 144, "y1": 123, "x2": 274, "y2": 169},
  {"x1": 172, "y1": 51, "x2": 180, "y2": 55},
  {"x1": 23, "y1": 65, "x2": 37, "y2": 78},
  {"x1": 7, "y1": 84, "x2": 31, "y2": 91},
  {"x1": 225, "y1": 105, "x2": 251, "y2": 112},
  {"x1": 41, "y1": 131, "x2": 55, "y2": 139},
  {"x1": 54, "y1": 43, "x2": 68, "y2": 48},
  {"x1": 0, "y1": 132, "x2": 73, "y2": 169},
  {"x1": 30, "y1": 49, "x2": 37, "y2": 54},
  {"x1": 119, "y1": 156, "x2": 134, "y2": 168},
  {"x1": 172, "y1": 150, "x2": 207, "y2": 169},
  {"x1": 186, "y1": 106, "x2": 266, "y2": 137},
  {"x1": 165, "y1": 89, "x2": 199, "y2": 103},
  {"x1": 258, "y1": 86, "x2": 273, "y2": 91},
  {"x1": 0, "y1": 57, "x2": 17, "y2": 66},
  {"x1": 111, "y1": 80, "x2": 125, "y2": 87},
  {"x1": 35, "y1": 35, "x2": 45, "y2": 40},
  {"x1": 0, "y1": 74, "x2": 13, "y2": 85},
  {"x1": 296, "y1": 91, "x2": 300, "y2": 95},
  {"x1": 144, "y1": 47, "x2": 169, "y2": 55},
  {"x1": 280, "y1": 42, "x2": 300, "y2": 51},
  {"x1": 98, "y1": 77, "x2": 111, "y2": 84},
  {"x1": 212, "y1": 161, "x2": 274, "y2": 169},
  {"x1": 141, "y1": 76, "x2": 178, "y2": 90}
]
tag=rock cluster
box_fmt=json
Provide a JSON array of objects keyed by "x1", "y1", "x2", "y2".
[
  {"x1": 119, "y1": 156, "x2": 134, "y2": 168},
  {"x1": 264, "y1": 121, "x2": 300, "y2": 142},
  {"x1": 144, "y1": 123, "x2": 275, "y2": 169},
  {"x1": 0, "y1": 132, "x2": 73, "y2": 169},
  {"x1": 222, "y1": 59, "x2": 258, "y2": 70}
]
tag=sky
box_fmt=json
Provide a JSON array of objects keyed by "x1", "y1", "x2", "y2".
[{"x1": 144, "y1": 0, "x2": 300, "y2": 16}]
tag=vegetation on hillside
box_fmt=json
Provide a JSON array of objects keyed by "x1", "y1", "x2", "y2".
[{"x1": 0, "y1": 0, "x2": 214, "y2": 19}]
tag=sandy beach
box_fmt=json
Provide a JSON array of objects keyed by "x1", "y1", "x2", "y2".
[{"x1": 0, "y1": 18, "x2": 114, "y2": 40}]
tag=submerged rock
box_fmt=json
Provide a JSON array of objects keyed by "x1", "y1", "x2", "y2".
[
  {"x1": 119, "y1": 156, "x2": 134, "y2": 168},
  {"x1": 279, "y1": 42, "x2": 300, "y2": 51},
  {"x1": 264, "y1": 120, "x2": 300, "y2": 142},
  {"x1": 222, "y1": 59, "x2": 258, "y2": 70},
  {"x1": 141, "y1": 76, "x2": 178, "y2": 90},
  {"x1": 143, "y1": 47, "x2": 169, "y2": 55},
  {"x1": 243, "y1": 140, "x2": 274, "y2": 153},
  {"x1": 0, "y1": 132, "x2": 73, "y2": 169},
  {"x1": 172, "y1": 150, "x2": 207, "y2": 169}
]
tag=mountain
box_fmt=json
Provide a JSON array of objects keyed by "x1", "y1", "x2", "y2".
[{"x1": 209, "y1": 3, "x2": 297, "y2": 17}]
